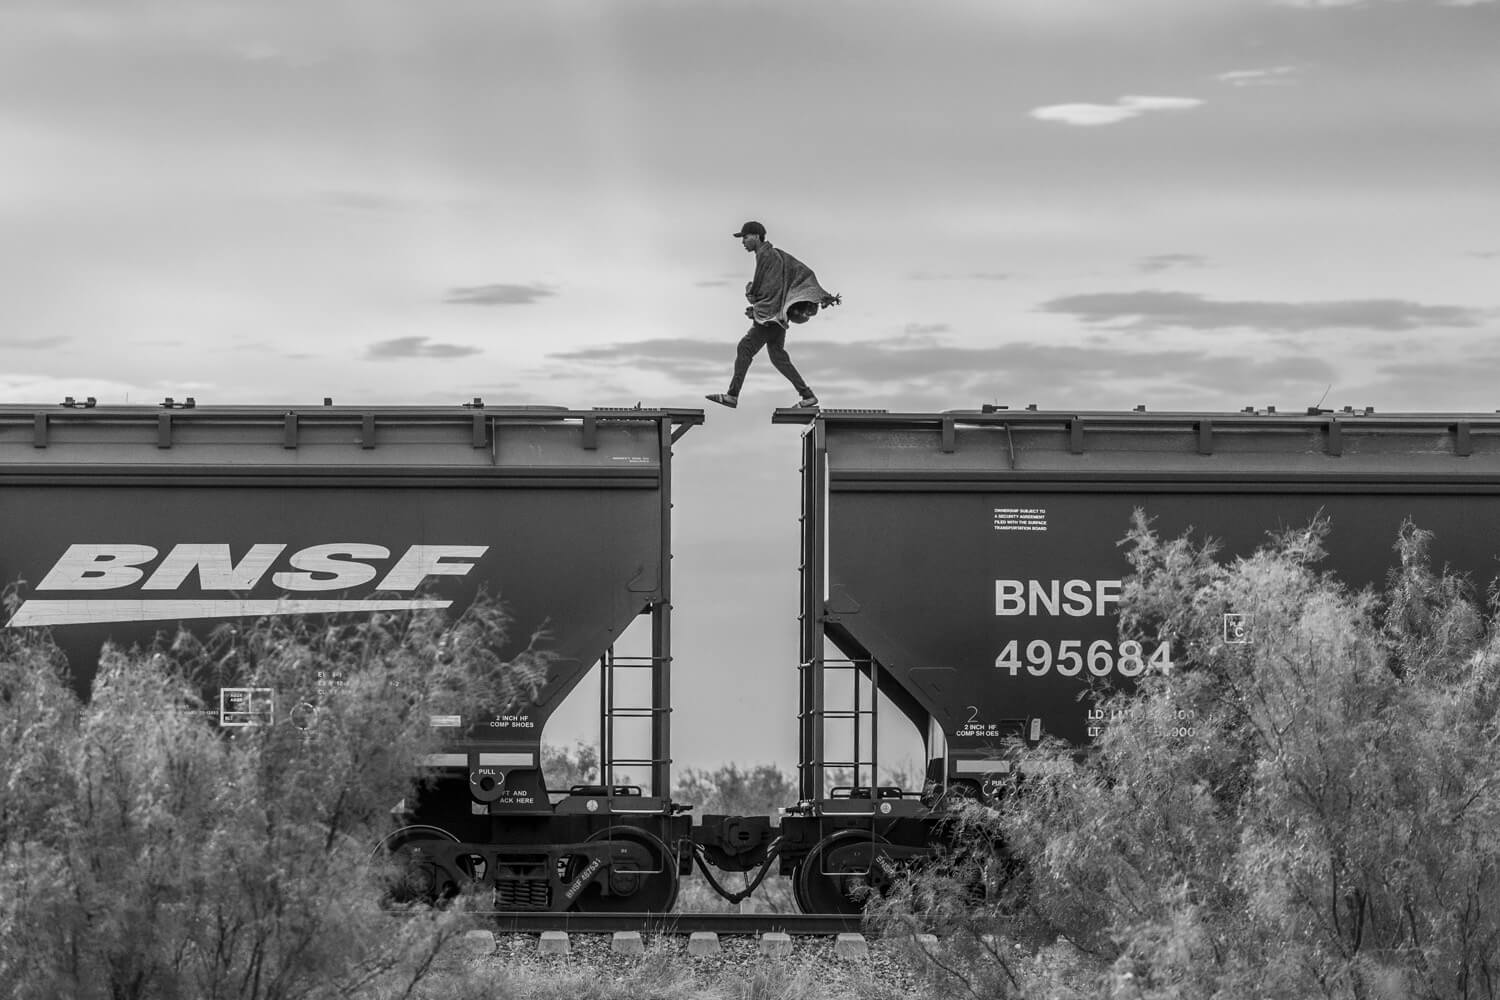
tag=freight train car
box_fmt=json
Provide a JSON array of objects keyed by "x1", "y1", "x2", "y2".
[
  {"x1": 0, "y1": 400, "x2": 705, "y2": 912},
  {"x1": 770, "y1": 405, "x2": 1500, "y2": 913}
]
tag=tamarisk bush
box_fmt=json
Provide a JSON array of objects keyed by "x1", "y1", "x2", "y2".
[
  {"x1": 0, "y1": 595, "x2": 549, "y2": 1000},
  {"x1": 873, "y1": 515, "x2": 1500, "y2": 1000}
]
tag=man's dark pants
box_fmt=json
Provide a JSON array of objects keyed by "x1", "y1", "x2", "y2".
[{"x1": 727, "y1": 321, "x2": 813, "y2": 398}]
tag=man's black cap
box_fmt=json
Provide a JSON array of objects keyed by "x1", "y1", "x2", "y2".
[{"x1": 733, "y1": 220, "x2": 767, "y2": 238}]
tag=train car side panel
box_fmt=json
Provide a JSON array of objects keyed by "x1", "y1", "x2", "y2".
[{"x1": 827, "y1": 487, "x2": 1500, "y2": 753}]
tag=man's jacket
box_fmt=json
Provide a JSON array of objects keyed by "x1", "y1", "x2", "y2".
[{"x1": 745, "y1": 242, "x2": 834, "y2": 327}]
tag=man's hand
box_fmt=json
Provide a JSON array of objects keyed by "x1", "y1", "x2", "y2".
[
  {"x1": 745, "y1": 306, "x2": 754, "y2": 319},
  {"x1": 820, "y1": 293, "x2": 842, "y2": 308}
]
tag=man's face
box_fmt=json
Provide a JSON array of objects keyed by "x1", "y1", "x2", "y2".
[{"x1": 740, "y1": 233, "x2": 762, "y2": 252}]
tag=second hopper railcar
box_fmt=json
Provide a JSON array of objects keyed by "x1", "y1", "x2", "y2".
[{"x1": 770, "y1": 405, "x2": 1500, "y2": 912}]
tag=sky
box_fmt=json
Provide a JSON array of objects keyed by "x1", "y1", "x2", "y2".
[{"x1": 4, "y1": 0, "x2": 1499, "y2": 781}]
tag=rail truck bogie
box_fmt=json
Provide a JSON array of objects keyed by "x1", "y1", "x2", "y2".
[{"x1": 770, "y1": 406, "x2": 1500, "y2": 912}]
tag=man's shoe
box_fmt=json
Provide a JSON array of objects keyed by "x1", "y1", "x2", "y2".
[
  {"x1": 795, "y1": 395, "x2": 820, "y2": 408},
  {"x1": 705, "y1": 393, "x2": 738, "y2": 408}
]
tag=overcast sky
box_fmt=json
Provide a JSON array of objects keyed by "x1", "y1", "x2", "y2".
[{"x1": 4, "y1": 0, "x2": 1498, "y2": 779}]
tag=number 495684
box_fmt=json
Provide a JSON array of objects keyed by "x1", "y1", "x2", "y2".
[{"x1": 995, "y1": 638, "x2": 1173, "y2": 678}]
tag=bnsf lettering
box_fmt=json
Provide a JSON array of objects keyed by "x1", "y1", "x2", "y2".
[
  {"x1": 995, "y1": 579, "x2": 1121, "y2": 617},
  {"x1": 36, "y1": 543, "x2": 489, "y2": 592}
]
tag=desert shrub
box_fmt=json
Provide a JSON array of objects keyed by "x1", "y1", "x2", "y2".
[
  {"x1": 872, "y1": 515, "x2": 1500, "y2": 1000},
  {"x1": 542, "y1": 740, "x2": 605, "y2": 791},
  {"x1": 675, "y1": 762, "x2": 799, "y2": 818},
  {"x1": 0, "y1": 595, "x2": 548, "y2": 1000}
]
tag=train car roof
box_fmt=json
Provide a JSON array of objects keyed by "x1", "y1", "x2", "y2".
[
  {"x1": 0, "y1": 401, "x2": 705, "y2": 481},
  {"x1": 773, "y1": 405, "x2": 1500, "y2": 484},
  {"x1": 772, "y1": 404, "x2": 1500, "y2": 426}
]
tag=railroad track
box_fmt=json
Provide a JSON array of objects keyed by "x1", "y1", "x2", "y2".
[
  {"x1": 481, "y1": 910, "x2": 870, "y2": 937},
  {"x1": 463, "y1": 910, "x2": 927, "y2": 964},
  {"x1": 455, "y1": 910, "x2": 942, "y2": 995}
]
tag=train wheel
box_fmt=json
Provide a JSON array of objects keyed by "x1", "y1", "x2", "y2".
[
  {"x1": 794, "y1": 831, "x2": 891, "y2": 915},
  {"x1": 569, "y1": 827, "x2": 679, "y2": 913},
  {"x1": 373, "y1": 825, "x2": 466, "y2": 906}
]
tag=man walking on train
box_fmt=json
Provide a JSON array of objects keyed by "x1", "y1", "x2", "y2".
[{"x1": 705, "y1": 220, "x2": 840, "y2": 410}]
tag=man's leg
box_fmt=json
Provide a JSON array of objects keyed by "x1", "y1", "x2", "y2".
[
  {"x1": 726, "y1": 324, "x2": 774, "y2": 398},
  {"x1": 764, "y1": 326, "x2": 814, "y2": 400}
]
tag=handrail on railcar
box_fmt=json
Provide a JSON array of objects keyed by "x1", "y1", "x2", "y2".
[
  {"x1": 3, "y1": 401, "x2": 706, "y2": 425},
  {"x1": 772, "y1": 405, "x2": 1500, "y2": 430}
]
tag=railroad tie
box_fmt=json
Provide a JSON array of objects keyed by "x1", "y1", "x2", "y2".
[
  {"x1": 612, "y1": 931, "x2": 645, "y2": 956},
  {"x1": 907, "y1": 932, "x2": 940, "y2": 962},
  {"x1": 461, "y1": 930, "x2": 497, "y2": 956},
  {"x1": 687, "y1": 931, "x2": 721, "y2": 957},
  {"x1": 759, "y1": 931, "x2": 793, "y2": 957},
  {"x1": 833, "y1": 933, "x2": 869, "y2": 959},
  {"x1": 538, "y1": 930, "x2": 570, "y2": 956}
]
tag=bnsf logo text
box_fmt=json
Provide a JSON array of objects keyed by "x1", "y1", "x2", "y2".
[
  {"x1": 995, "y1": 578, "x2": 1121, "y2": 617},
  {"x1": 7, "y1": 543, "x2": 488, "y2": 628}
]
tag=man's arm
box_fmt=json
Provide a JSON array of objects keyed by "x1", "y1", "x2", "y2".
[
  {"x1": 745, "y1": 246, "x2": 779, "y2": 302},
  {"x1": 745, "y1": 247, "x2": 788, "y2": 323}
]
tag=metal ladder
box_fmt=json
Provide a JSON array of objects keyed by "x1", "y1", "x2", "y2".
[
  {"x1": 796, "y1": 419, "x2": 882, "y2": 798},
  {"x1": 801, "y1": 652, "x2": 881, "y2": 794},
  {"x1": 598, "y1": 636, "x2": 671, "y2": 796}
]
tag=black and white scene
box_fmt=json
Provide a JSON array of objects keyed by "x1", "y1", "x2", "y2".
[{"x1": 2, "y1": 2, "x2": 1498, "y2": 998}]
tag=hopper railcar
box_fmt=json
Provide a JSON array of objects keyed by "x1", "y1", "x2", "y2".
[
  {"x1": 769, "y1": 405, "x2": 1500, "y2": 913},
  {"x1": 0, "y1": 400, "x2": 711, "y2": 913},
  {"x1": 15, "y1": 399, "x2": 1500, "y2": 916}
]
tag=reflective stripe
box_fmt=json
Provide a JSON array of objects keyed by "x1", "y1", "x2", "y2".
[
  {"x1": 421, "y1": 752, "x2": 534, "y2": 768},
  {"x1": 952, "y1": 759, "x2": 1070, "y2": 775},
  {"x1": 480, "y1": 752, "x2": 533, "y2": 767},
  {"x1": 954, "y1": 760, "x2": 1010, "y2": 774}
]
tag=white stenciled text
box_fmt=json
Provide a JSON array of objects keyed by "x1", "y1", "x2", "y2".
[{"x1": 994, "y1": 638, "x2": 1173, "y2": 678}]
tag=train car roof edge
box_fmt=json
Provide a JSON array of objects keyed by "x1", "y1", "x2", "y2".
[{"x1": 771, "y1": 407, "x2": 1500, "y2": 428}]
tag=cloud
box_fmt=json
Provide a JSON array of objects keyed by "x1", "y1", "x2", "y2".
[
  {"x1": 551, "y1": 337, "x2": 730, "y2": 385},
  {"x1": 1355, "y1": 355, "x2": 1500, "y2": 408},
  {"x1": 1030, "y1": 95, "x2": 1203, "y2": 127},
  {"x1": 0, "y1": 336, "x2": 70, "y2": 350},
  {"x1": 1137, "y1": 254, "x2": 1207, "y2": 273},
  {"x1": 1216, "y1": 66, "x2": 1299, "y2": 87},
  {"x1": 365, "y1": 336, "x2": 482, "y2": 360},
  {"x1": 545, "y1": 330, "x2": 1338, "y2": 407},
  {"x1": 908, "y1": 271, "x2": 1010, "y2": 281},
  {"x1": 903, "y1": 323, "x2": 952, "y2": 336},
  {"x1": 1273, "y1": 0, "x2": 1496, "y2": 6},
  {"x1": 1468, "y1": 250, "x2": 1500, "y2": 259},
  {"x1": 319, "y1": 191, "x2": 410, "y2": 213},
  {"x1": 444, "y1": 283, "x2": 555, "y2": 306},
  {"x1": 236, "y1": 41, "x2": 325, "y2": 67},
  {"x1": 1038, "y1": 290, "x2": 1485, "y2": 332}
]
